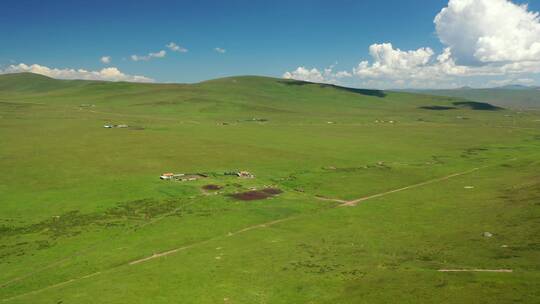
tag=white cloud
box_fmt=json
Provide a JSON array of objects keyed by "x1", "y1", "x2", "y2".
[
  {"x1": 283, "y1": 45, "x2": 468, "y2": 87},
  {"x1": 350, "y1": 43, "x2": 540, "y2": 88},
  {"x1": 100, "y1": 56, "x2": 111, "y2": 64},
  {"x1": 353, "y1": 43, "x2": 436, "y2": 79},
  {"x1": 283, "y1": 67, "x2": 325, "y2": 83},
  {"x1": 166, "y1": 42, "x2": 188, "y2": 53},
  {"x1": 214, "y1": 48, "x2": 226, "y2": 54},
  {"x1": 283, "y1": 0, "x2": 540, "y2": 88},
  {"x1": 131, "y1": 50, "x2": 167, "y2": 61},
  {"x1": 1, "y1": 63, "x2": 154, "y2": 82},
  {"x1": 435, "y1": 0, "x2": 540, "y2": 64},
  {"x1": 282, "y1": 65, "x2": 352, "y2": 84},
  {"x1": 335, "y1": 70, "x2": 352, "y2": 78}
]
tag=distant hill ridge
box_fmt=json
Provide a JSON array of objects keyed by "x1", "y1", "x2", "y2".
[
  {"x1": 0, "y1": 72, "x2": 390, "y2": 98},
  {"x1": 404, "y1": 86, "x2": 540, "y2": 109},
  {"x1": 0, "y1": 72, "x2": 508, "y2": 113}
]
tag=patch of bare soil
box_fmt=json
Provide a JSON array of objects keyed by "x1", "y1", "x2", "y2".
[
  {"x1": 229, "y1": 188, "x2": 282, "y2": 201},
  {"x1": 203, "y1": 184, "x2": 222, "y2": 191}
]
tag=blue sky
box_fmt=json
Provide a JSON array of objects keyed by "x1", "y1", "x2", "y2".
[{"x1": 1, "y1": 0, "x2": 540, "y2": 88}]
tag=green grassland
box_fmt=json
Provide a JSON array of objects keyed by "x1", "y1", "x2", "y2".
[
  {"x1": 408, "y1": 87, "x2": 540, "y2": 109},
  {"x1": 0, "y1": 73, "x2": 539, "y2": 303}
]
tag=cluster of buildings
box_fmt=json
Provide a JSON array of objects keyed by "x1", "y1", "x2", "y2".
[
  {"x1": 160, "y1": 171, "x2": 254, "y2": 181},
  {"x1": 159, "y1": 173, "x2": 208, "y2": 181},
  {"x1": 225, "y1": 171, "x2": 255, "y2": 178}
]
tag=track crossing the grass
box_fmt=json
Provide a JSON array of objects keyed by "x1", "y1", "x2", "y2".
[{"x1": 1, "y1": 166, "x2": 485, "y2": 302}]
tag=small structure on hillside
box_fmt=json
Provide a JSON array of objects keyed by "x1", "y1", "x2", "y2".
[
  {"x1": 177, "y1": 174, "x2": 206, "y2": 181},
  {"x1": 237, "y1": 171, "x2": 254, "y2": 178},
  {"x1": 160, "y1": 173, "x2": 175, "y2": 180},
  {"x1": 104, "y1": 124, "x2": 129, "y2": 129},
  {"x1": 160, "y1": 172, "x2": 208, "y2": 181},
  {"x1": 224, "y1": 171, "x2": 255, "y2": 178}
]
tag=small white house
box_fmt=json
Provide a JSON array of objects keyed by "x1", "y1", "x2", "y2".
[
  {"x1": 237, "y1": 171, "x2": 255, "y2": 178},
  {"x1": 160, "y1": 173, "x2": 175, "y2": 180}
]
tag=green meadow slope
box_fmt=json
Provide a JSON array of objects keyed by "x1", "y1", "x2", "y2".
[
  {"x1": 408, "y1": 87, "x2": 540, "y2": 109},
  {"x1": 0, "y1": 73, "x2": 539, "y2": 303}
]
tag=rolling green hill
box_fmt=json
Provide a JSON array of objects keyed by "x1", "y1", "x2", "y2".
[
  {"x1": 407, "y1": 86, "x2": 540, "y2": 109},
  {"x1": 1, "y1": 73, "x2": 539, "y2": 303},
  {"x1": 0, "y1": 72, "x2": 91, "y2": 93}
]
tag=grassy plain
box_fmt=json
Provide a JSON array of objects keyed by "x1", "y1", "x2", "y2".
[{"x1": 0, "y1": 73, "x2": 539, "y2": 303}]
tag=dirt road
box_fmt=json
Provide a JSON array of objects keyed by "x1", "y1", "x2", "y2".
[
  {"x1": 340, "y1": 167, "x2": 482, "y2": 207},
  {"x1": 1, "y1": 167, "x2": 485, "y2": 302}
]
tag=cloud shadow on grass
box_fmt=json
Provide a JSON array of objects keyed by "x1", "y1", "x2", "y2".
[{"x1": 280, "y1": 80, "x2": 386, "y2": 98}]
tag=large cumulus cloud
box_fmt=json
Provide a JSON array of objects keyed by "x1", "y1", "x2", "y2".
[
  {"x1": 436, "y1": 0, "x2": 540, "y2": 64},
  {"x1": 284, "y1": 0, "x2": 540, "y2": 88}
]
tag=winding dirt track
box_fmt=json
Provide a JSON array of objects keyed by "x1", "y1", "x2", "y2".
[
  {"x1": 438, "y1": 269, "x2": 513, "y2": 273},
  {"x1": 1, "y1": 216, "x2": 303, "y2": 302},
  {"x1": 0, "y1": 200, "x2": 198, "y2": 290},
  {"x1": 339, "y1": 167, "x2": 482, "y2": 207},
  {"x1": 1, "y1": 167, "x2": 485, "y2": 302},
  {"x1": 129, "y1": 217, "x2": 299, "y2": 265},
  {"x1": 314, "y1": 196, "x2": 348, "y2": 204}
]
